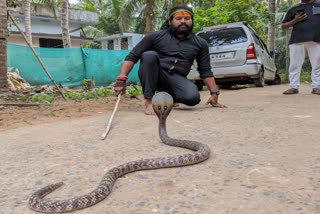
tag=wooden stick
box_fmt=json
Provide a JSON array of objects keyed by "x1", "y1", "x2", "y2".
[
  {"x1": 101, "y1": 94, "x2": 121, "y2": 140},
  {"x1": 0, "y1": 103, "x2": 40, "y2": 107},
  {"x1": 7, "y1": 10, "x2": 68, "y2": 101}
]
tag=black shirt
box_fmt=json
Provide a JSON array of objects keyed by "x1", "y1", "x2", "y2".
[
  {"x1": 125, "y1": 29, "x2": 213, "y2": 78},
  {"x1": 282, "y1": 0, "x2": 320, "y2": 44}
]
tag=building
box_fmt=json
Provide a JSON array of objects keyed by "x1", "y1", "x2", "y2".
[
  {"x1": 95, "y1": 33, "x2": 144, "y2": 50},
  {"x1": 8, "y1": 3, "x2": 99, "y2": 48}
]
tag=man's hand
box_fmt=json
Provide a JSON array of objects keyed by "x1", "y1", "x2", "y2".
[
  {"x1": 206, "y1": 95, "x2": 227, "y2": 108},
  {"x1": 114, "y1": 61, "x2": 134, "y2": 95},
  {"x1": 294, "y1": 12, "x2": 307, "y2": 23},
  {"x1": 282, "y1": 11, "x2": 307, "y2": 29},
  {"x1": 114, "y1": 80, "x2": 126, "y2": 95}
]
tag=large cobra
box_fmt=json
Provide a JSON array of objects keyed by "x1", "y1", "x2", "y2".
[{"x1": 29, "y1": 92, "x2": 210, "y2": 213}]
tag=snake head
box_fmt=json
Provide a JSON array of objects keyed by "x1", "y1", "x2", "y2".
[{"x1": 152, "y1": 92, "x2": 174, "y2": 119}]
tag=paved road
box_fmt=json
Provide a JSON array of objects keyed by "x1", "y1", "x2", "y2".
[{"x1": 1, "y1": 84, "x2": 320, "y2": 214}]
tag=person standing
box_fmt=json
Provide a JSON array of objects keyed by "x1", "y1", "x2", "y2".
[
  {"x1": 114, "y1": 4, "x2": 226, "y2": 115},
  {"x1": 282, "y1": 0, "x2": 320, "y2": 95}
]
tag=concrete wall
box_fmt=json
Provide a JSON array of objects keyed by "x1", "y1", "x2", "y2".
[
  {"x1": 10, "y1": 3, "x2": 99, "y2": 25},
  {"x1": 7, "y1": 3, "x2": 98, "y2": 48},
  {"x1": 130, "y1": 34, "x2": 144, "y2": 49},
  {"x1": 97, "y1": 33, "x2": 144, "y2": 50},
  {"x1": 8, "y1": 34, "x2": 82, "y2": 48},
  {"x1": 8, "y1": 17, "x2": 81, "y2": 37}
]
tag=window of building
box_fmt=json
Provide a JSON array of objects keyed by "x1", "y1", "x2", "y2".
[
  {"x1": 107, "y1": 40, "x2": 114, "y2": 50},
  {"x1": 39, "y1": 38, "x2": 63, "y2": 48},
  {"x1": 121, "y1": 38, "x2": 128, "y2": 50}
]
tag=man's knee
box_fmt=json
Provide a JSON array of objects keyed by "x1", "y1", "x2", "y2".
[
  {"x1": 139, "y1": 51, "x2": 160, "y2": 77},
  {"x1": 141, "y1": 51, "x2": 159, "y2": 63},
  {"x1": 181, "y1": 92, "x2": 201, "y2": 106}
]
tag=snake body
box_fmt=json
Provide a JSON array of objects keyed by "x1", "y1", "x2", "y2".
[{"x1": 29, "y1": 92, "x2": 211, "y2": 213}]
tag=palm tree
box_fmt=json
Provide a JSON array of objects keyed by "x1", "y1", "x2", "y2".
[
  {"x1": 60, "y1": 0, "x2": 71, "y2": 47},
  {"x1": 267, "y1": 0, "x2": 276, "y2": 51},
  {"x1": 23, "y1": 0, "x2": 32, "y2": 45},
  {"x1": 0, "y1": 0, "x2": 9, "y2": 92},
  {"x1": 120, "y1": 0, "x2": 172, "y2": 34},
  {"x1": 33, "y1": 0, "x2": 72, "y2": 47},
  {"x1": 78, "y1": 0, "x2": 174, "y2": 35},
  {"x1": 144, "y1": 0, "x2": 155, "y2": 33}
]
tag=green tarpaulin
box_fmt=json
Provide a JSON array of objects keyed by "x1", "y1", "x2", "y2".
[{"x1": 7, "y1": 43, "x2": 140, "y2": 87}]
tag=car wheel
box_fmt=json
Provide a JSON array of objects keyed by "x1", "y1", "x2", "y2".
[
  {"x1": 270, "y1": 73, "x2": 281, "y2": 85},
  {"x1": 194, "y1": 80, "x2": 204, "y2": 91},
  {"x1": 254, "y1": 68, "x2": 265, "y2": 87},
  {"x1": 219, "y1": 84, "x2": 232, "y2": 89}
]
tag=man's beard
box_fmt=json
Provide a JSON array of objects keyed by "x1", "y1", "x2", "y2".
[{"x1": 170, "y1": 23, "x2": 193, "y2": 36}]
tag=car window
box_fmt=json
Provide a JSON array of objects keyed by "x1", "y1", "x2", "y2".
[
  {"x1": 251, "y1": 32, "x2": 272, "y2": 56},
  {"x1": 251, "y1": 33, "x2": 263, "y2": 50},
  {"x1": 258, "y1": 38, "x2": 271, "y2": 56},
  {"x1": 197, "y1": 27, "x2": 248, "y2": 47}
]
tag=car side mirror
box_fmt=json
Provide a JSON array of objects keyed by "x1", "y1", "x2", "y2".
[{"x1": 270, "y1": 50, "x2": 279, "y2": 56}]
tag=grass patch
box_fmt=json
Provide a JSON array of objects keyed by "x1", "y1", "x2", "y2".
[
  {"x1": 126, "y1": 85, "x2": 143, "y2": 96},
  {"x1": 278, "y1": 68, "x2": 311, "y2": 84},
  {"x1": 31, "y1": 93, "x2": 54, "y2": 104},
  {"x1": 18, "y1": 85, "x2": 144, "y2": 104},
  {"x1": 64, "y1": 87, "x2": 114, "y2": 100}
]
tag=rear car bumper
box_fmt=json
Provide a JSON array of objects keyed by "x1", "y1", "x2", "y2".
[
  {"x1": 187, "y1": 63, "x2": 261, "y2": 81},
  {"x1": 213, "y1": 63, "x2": 260, "y2": 78}
]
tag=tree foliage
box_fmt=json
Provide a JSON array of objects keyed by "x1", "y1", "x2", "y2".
[
  {"x1": 75, "y1": 0, "x2": 124, "y2": 34},
  {"x1": 193, "y1": 0, "x2": 269, "y2": 40}
]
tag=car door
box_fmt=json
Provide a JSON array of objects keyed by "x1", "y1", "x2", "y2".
[
  {"x1": 255, "y1": 35, "x2": 277, "y2": 80},
  {"x1": 249, "y1": 32, "x2": 265, "y2": 66}
]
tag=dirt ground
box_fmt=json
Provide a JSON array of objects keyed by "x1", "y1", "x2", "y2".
[
  {"x1": 1, "y1": 83, "x2": 320, "y2": 214},
  {"x1": 0, "y1": 94, "x2": 145, "y2": 132}
]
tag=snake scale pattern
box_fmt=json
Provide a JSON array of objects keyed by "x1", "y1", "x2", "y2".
[{"x1": 29, "y1": 92, "x2": 211, "y2": 213}]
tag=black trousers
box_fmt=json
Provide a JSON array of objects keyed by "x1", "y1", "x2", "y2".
[{"x1": 138, "y1": 51, "x2": 201, "y2": 106}]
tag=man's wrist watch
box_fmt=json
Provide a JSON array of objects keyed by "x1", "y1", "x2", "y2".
[{"x1": 210, "y1": 90, "x2": 220, "y2": 95}]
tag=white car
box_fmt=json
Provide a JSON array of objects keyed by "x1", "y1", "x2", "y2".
[{"x1": 188, "y1": 21, "x2": 281, "y2": 89}]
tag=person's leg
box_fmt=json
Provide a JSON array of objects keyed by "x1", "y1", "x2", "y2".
[
  {"x1": 305, "y1": 41, "x2": 320, "y2": 93},
  {"x1": 286, "y1": 43, "x2": 305, "y2": 92},
  {"x1": 138, "y1": 51, "x2": 161, "y2": 98},
  {"x1": 138, "y1": 51, "x2": 161, "y2": 115},
  {"x1": 138, "y1": 51, "x2": 200, "y2": 113},
  {"x1": 158, "y1": 71, "x2": 201, "y2": 106}
]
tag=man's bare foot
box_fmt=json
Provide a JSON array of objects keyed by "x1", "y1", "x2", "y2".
[{"x1": 145, "y1": 99, "x2": 155, "y2": 115}]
